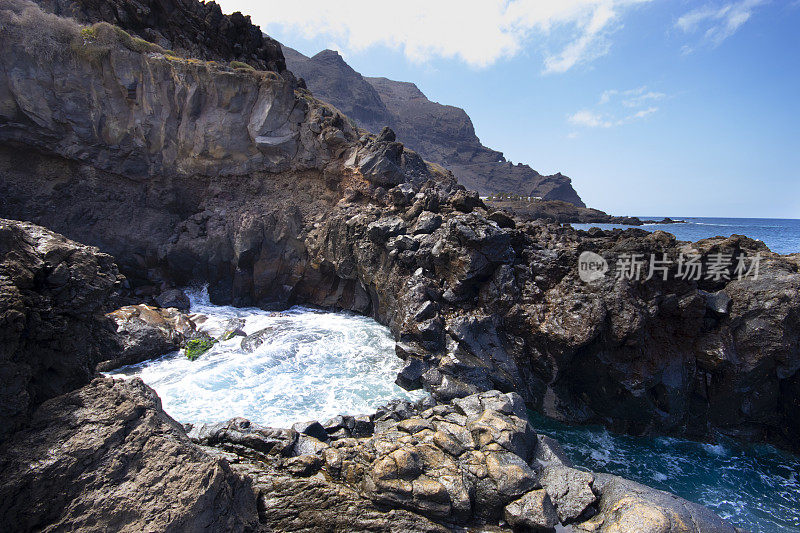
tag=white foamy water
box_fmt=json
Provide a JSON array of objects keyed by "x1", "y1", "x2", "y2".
[{"x1": 107, "y1": 289, "x2": 427, "y2": 428}]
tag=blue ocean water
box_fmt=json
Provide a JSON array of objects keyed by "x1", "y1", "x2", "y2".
[
  {"x1": 571, "y1": 217, "x2": 800, "y2": 255},
  {"x1": 529, "y1": 412, "x2": 800, "y2": 532}
]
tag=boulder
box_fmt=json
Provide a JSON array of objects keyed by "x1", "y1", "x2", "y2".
[
  {"x1": 188, "y1": 417, "x2": 297, "y2": 457},
  {"x1": 99, "y1": 304, "x2": 196, "y2": 370},
  {"x1": 396, "y1": 357, "x2": 429, "y2": 391},
  {"x1": 240, "y1": 326, "x2": 278, "y2": 353},
  {"x1": 0, "y1": 377, "x2": 259, "y2": 532},
  {"x1": 539, "y1": 465, "x2": 598, "y2": 523},
  {"x1": 0, "y1": 219, "x2": 123, "y2": 441},
  {"x1": 154, "y1": 288, "x2": 191, "y2": 310},
  {"x1": 504, "y1": 489, "x2": 559, "y2": 530},
  {"x1": 292, "y1": 420, "x2": 329, "y2": 442},
  {"x1": 582, "y1": 474, "x2": 737, "y2": 532}
]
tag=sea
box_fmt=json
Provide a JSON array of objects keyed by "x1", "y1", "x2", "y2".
[
  {"x1": 570, "y1": 217, "x2": 800, "y2": 255},
  {"x1": 106, "y1": 283, "x2": 800, "y2": 532}
]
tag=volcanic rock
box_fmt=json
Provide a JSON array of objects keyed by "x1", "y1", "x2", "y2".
[
  {"x1": 0, "y1": 377, "x2": 259, "y2": 532},
  {"x1": 0, "y1": 218, "x2": 123, "y2": 441}
]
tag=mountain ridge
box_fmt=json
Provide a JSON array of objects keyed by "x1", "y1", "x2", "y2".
[{"x1": 283, "y1": 47, "x2": 585, "y2": 206}]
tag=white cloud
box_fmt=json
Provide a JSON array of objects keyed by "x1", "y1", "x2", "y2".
[
  {"x1": 216, "y1": 0, "x2": 651, "y2": 72},
  {"x1": 676, "y1": 0, "x2": 767, "y2": 47},
  {"x1": 569, "y1": 110, "x2": 614, "y2": 128},
  {"x1": 569, "y1": 86, "x2": 664, "y2": 128}
]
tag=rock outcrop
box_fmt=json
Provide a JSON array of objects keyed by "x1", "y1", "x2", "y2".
[
  {"x1": 190, "y1": 391, "x2": 736, "y2": 532},
  {"x1": 284, "y1": 47, "x2": 585, "y2": 205},
  {"x1": 35, "y1": 0, "x2": 287, "y2": 72},
  {"x1": 0, "y1": 218, "x2": 123, "y2": 440},
  {"x1": 0, "y1": 0, "x2": 798, "y2": 453},
  {"x1": 99, "y1": 303, "x2": 197, "y2": 370},
  {"x1": 0, "y1": 0, "x2": 439, "y2": 300},
  {"x1": 486, "y1": 198, "x2": 682, "y2": 226},
  {"x1": 0, "y1": 2, "x2": 787, "y2": 531},
  {"x1": 0, "y1": 377, "x2": 260, "y2": 532}
]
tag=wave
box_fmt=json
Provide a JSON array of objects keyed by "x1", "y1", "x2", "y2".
[{"x1": 106, "y1": 288, "x2": 426, "y2": 428}]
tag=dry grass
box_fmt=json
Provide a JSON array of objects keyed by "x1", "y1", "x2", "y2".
[
  {"x1": 0, "y1": 0, "x2": 177, "y2": 66},
  {"x1": 230, "y1": 61, "x2": 255, "y2": 71},
  {"x1": 0, "y1": 0, "x2": 80, "y2": 64}
]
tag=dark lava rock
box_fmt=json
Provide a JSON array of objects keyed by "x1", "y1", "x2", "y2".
[
  {"x1": 395, "y1": 357, "x2": 429, "y2": 391},
  {"x1": 188, "y1": 417, "x2": 297, "y2": 458},
  {"x1": 239, "y1": 326, "x2": 278, "y2": 353},
  {"x1": 0, "y1": 219, "x2": 123, "y2": 441},
  {"x1": 292, "y1": 420, "x2": 329, "y2": 442},
  {"x1": 2, "y1": 0, "x2": 798, "y2": 456},
  {"x1": 154, "y1": 288, "x2": 190, "y2": 310},
  {"x1": 0, "y1": 377, "x2": 259, "y2": 532}
]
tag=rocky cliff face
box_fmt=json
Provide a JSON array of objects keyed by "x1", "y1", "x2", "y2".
[
  {"x1": 35, "y1": 0, "x2": 287, "y2": 72},
  {"x1": 284, "y1": 47, "x2": 585, "y2": 205},
  {"x1": 0, "y1": 0, "x2": 439, "y2": 301},
  {"x1": 1, "y1": 0, "x2": 797, "y2": 454},
  {"x1": 0, "y1": 218, "x2": 123, "y2": 440},
  {"x1": 0, "y1": 1, "x2": 793, "y2": 530},
  {"x1": 282, "y1": 47, "x2": 394, "y2": 131}
]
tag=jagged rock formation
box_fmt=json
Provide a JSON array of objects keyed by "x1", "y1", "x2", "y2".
[
  {"x1": 0, "y1": 216, "x2": 738, "y2": 532},
  {"x1": 0, "y1": 1, "x2": 791, "y2": 530},
  {"x1": 284, "y1": 47, "x2": 585, "y2": 205},
  {"x1": 0, "y1": 0, "x2": 438, "y2": 301},
  {"x1": 0, "y1": 377, "x2": 260, "y2": 532},
  {"x1": 0, "y1": 218, "x2": 123, "y2": 440},
  {"x1": 35, "y1": 0, "x2": 287, "y2": 72},
  {"x1": 190, "y1": 391, "x2": 735, "y2": 532},
  {"x1": 1, "y1": 0, "x2": 798, "y2": 453},
  {"x1": 99, "y1": 303, "x2": 196, "y2": 371}
]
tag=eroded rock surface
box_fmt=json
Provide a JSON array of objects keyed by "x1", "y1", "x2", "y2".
[
  {"x1": 0, "y1": 218, "x2": 123, "y2": 440},
  {"x1": 0, "y1": 377, "x2": 260, "y2": 532},
  {"x1": 190, "y1": 391, "x2": 736, "y2": 532},
  {"x1": 99, "y1": 303, "x2": 197, "y2": 370},
  {"x1": 1, "y1": 0, "x2": 798, "y2": 453}
]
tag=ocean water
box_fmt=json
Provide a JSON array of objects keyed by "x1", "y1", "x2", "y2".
[
  {"x1": 106, "y1": 289, "x2": 800, "y2": 532},
  {"x1": 571, "y1": 217, "x2": 800, "y2": 255},
  {"x1": 530, "y1": 412, "x2": 800, "y2": 532},
  {"x1": 107, "y1": 289, "x2": 427, "y2": 428}
]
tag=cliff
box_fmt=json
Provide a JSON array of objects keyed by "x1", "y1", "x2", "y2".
[
  {"x1": 284, "y1": 47, "x2": 585, "y2": 206},
  {"x1": 0, "y1": 1, "x2": 796, "y2": 530},
  {"x1": 35, "y1": 0, "x2": 287, "y2": 72}
]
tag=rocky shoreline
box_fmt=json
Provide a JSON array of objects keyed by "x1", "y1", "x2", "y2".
[
  {"x1": 0, "y1": 0, "x2": 797, "y2": 530},
  {"x1": 486, "y1": 199, "x2": 686, "y2": 226}
]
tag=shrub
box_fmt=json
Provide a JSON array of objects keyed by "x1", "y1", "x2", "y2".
[
  {"x1": 230, "y1": 61, "x2": 255, "y2": 71},
  {"x1": 0, "y1": 0, "x2": 81, "y2": 64}
]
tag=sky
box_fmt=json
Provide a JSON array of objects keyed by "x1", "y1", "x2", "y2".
[{"x1": 216, "y1": 0, "x2": 800, "y2": 218}]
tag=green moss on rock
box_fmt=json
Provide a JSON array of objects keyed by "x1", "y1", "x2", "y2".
[{"x1": 185, "y1": 338, "x2": 215, "y2": 361}]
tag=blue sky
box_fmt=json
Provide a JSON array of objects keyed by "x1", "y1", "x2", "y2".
[{"x1": 218, "y1": 1, "x2": 799, "y2": 218}]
